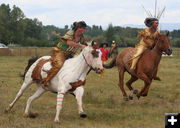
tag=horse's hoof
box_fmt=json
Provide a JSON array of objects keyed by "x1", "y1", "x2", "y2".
[
  {"x1": 4, "y1": 109, "x2": 9, "y2": 113},
  {"x1": 129, "y1": 96, "x2": 133, "y2": 100},
  {"x1": 54, "y1": 119, "x2": 61, "y2": 124},
  {"x1": 4, "y1": 107, "x2": 11, "y2": 113},
  {"x1": 136, "y1": 94, "x2": 141, "y2": 99},
  {"x1": 80, "y1": 112, "x2": 87, "y2": 118},
  {"x1": 141, "y1": 93, "x2": 148, "y2": 97},
  {"x1": 23, "y1": 113, "x2": 29, "y2": 118},
  {"x1": 24, "y1": 112, "x2": 38, "y2": 118},
  {"x1": 123, "y1": 97, "x2": 129, "y2": 101},
  {"x1": 153, "y1": 76, "x2": 161, "y2": 81},
  {"x1": 28, "y1": 113, "x2": 38, "y2": 118}
]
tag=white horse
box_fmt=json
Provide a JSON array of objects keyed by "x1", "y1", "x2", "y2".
[{"x1": 5, "y1": 41, "x2": 103, "y2": 123}]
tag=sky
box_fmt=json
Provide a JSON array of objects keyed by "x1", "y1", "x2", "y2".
[{"x1": 0, "y1": 0, "x2": 180, "y2": 28}]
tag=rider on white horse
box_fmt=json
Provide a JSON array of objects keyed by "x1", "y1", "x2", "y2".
[
  {"x1": 5, "y1": 41, "x2": 103, "y2": 123},
  {"x1": 42, "y1": 21, "x2": 87, "y2": 85}
]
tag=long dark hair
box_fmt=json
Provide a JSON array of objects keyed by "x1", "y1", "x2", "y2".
[
  {"x1": 144, "y1": 18, "x2": 158, "y2": 27},
  {"x1": 72, "y1": 21, "x2": 87, "y2": 31}
]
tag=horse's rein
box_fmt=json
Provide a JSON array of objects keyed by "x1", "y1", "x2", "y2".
[
  {"x1": 82, "y1": 53, "x2": 95, "y2": 69},
  {"x1": 82, "y1": 53, "x2": 95, "y2": 75},
  {"x1": 82, "y1": 53, "x2": 90, "y2": 67},
  {"x1": 155, "y1": 37, "x2": 166, "y2": 55},
  {"x1": 126, "y1": 36, "x2": 162, "y2": 64}
]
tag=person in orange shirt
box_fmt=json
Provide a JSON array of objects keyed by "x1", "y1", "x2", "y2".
[{"x1": 130, "y1": 17, "x2": 161, "y2": 80}]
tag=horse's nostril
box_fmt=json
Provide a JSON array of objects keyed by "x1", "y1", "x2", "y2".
[
  {"x1": 166, "y1": 48, "x2": 172, "y2": 55},
  {"x1": 168, "y1": 48, "x2": 172, "y2": 53},
  {"x1": 170, "y1": 49, "x2": 172, "y2": 53}
]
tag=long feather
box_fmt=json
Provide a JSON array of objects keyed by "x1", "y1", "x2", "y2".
[
  {"x1": 154, "y1": 0, "x2": 157, "y2": 18},
  {"x1": 148, "y1": 10, "x2": 153, "y2": 17},
  {"x1": 157, "y1": 7, "x2": 166, "y2": 19},
  {"x1": 141, "y1": 4, "x2": 152, "y2": 17}
]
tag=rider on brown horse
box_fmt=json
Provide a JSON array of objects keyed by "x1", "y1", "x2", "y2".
[
  {"x1": 130, "y1": 18, "x2": 160, "y2": 80},
  {"x1": 103, "y1": 17, "x2": 172, "y2": 100}
]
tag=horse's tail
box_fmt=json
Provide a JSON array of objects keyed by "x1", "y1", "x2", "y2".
[
  {"x1": 103, "y1": 56, "x2": 117, "y2": 69},
  {"x1": 20, "y1": 56, "x2": 39, "y2": 80}
]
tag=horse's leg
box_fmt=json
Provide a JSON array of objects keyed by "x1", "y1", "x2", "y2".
[
  {"x1": 5, "y1": 80, "x2": 33, "y2": 112},
  {"x1": 141, "y1": 81, "x2": 152, "y2": 97},
  {"x1": 54, "y1": 86, "x2": 67, "y2": 123},
  {"x1": 153, "y1": 67, "x2": 161, "y2": 81},
  {"x1": 137, "y1": 72, "x2": 151, "y2": 98},
  {"x1": 73, "y1": 86, "x2": 87, "y2": 118},
  {"x1": 126, "y1": 75, "x2": 138, "y2": 100},
  {"x1": 118, "y1": 66, "x2": 128, "y2": 101},
  {"x1": 24, "y1": 86, "x2": 45, "y2": 117}
]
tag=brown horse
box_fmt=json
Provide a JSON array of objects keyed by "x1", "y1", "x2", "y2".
[{"x1": 103, "y1": 32, "x2": 172, "y2": 101}]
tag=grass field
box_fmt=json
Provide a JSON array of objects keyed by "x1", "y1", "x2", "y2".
[{"x1": 0, "y1": 54, "x2": 180, "y2": 128}]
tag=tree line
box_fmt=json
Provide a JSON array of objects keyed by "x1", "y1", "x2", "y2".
[{"x1": 0, "y1": 3, "x2": 180, "y2": 47}]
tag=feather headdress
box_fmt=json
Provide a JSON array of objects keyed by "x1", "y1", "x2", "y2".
[{"x1": 142, "y1": 0, "x2": 165, "y2": 20}]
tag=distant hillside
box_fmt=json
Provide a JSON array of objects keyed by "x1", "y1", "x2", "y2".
[{"x1": 123, "y1": 23, "x2": 180, "y2": 31}]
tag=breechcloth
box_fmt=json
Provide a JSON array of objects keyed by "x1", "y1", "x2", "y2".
[
  {"x1": 42, "y1": 48, "x2": 72, "y2": 85},
  {"x1": 130, "y1": 44, "x2": 147, "y2": 70}
]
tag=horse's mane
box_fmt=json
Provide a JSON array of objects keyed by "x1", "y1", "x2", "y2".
[
  {"x1": 20, "y1": 56, "x2": 40, "y2": 80},
  {"x1": 152, "y1": 33, "x2": 165, "y2": 49}
]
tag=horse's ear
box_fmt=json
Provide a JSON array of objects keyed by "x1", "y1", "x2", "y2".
[
  {"x1": 91, "y1": 40, "x2": 99, "y2": 49},
  {"x1": 166, "y1": 31, "x2": 170, "y2": 37},
  {"x1": 91, "y1": 40, "x2": 95, "y2": 46},
  {"x1": 83, "y1": 37, "x2": 88, "y2": 46},
  {"x1": 96, "y1": 40, "x2": 99, "y2": 48}
]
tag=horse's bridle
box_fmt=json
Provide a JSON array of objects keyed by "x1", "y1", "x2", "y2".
[
  {"x1": 82, "y1": 53, "x2": 91, "y2": 68},
  {"x1": 82, "y1": 53, "x2": 97, "y2": 75},
  {"x1": 154, "y1": 36, "x2": 172, "y2": 55}
]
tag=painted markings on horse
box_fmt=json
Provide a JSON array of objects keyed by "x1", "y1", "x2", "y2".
[
  {"x1": 56, "y1": 89, "x2": 65, "y2": 106},
  {"x1": 57, "y1": 103, "x2": 62, "y2": 106}
]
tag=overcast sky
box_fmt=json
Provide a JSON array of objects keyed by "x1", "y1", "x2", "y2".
[{"x1": 0, "y1": 0, "x2": 180, "y2": 28}]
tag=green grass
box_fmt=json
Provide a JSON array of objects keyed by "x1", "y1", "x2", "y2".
[{"x1": 0, "y1": 55, "x2": 180, "y2": 128}]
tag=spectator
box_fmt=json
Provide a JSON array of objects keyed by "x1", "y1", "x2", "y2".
[
  {"x1": 100, "y1": 43, "x2": 109, "y2": 64},
  {"x1": 110, "y1": 40, "x2": 118, "y2": 58}
]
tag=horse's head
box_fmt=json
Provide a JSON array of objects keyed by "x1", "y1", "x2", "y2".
[
  {"x1": 156, "y1": 32, "x2": 172, "y2": 55},
  {"x1": 82, "y1": 40, "x2": 104, "y2": 74}
]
